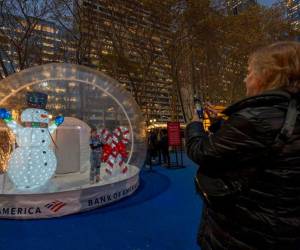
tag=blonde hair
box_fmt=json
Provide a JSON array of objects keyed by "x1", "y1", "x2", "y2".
[{"x1": 249, "y1": 41, "x2": 300, "y2": 93}]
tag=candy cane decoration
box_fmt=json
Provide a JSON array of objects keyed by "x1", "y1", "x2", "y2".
[
  {"x1": 100, "y1": 129, "x2": 112, "y2": 144},
  {"x1": 113, "y1": 126, "x2": 130, "y2": 144},
  {"x1": 101, "y1": 126, "x2": 130, "y2": 176},
  {"x1": 113, "y1": 126, "x2": 130, "y2": 174}
]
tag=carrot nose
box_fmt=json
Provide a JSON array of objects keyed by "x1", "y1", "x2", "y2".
[{"x1": 40, "y1": 114, "x2": 48, "y2": 118}]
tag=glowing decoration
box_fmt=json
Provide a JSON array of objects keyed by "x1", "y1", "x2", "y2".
[
  {"x1": 101, "y1": 126, "x2": 130, "y2": 177},
  {"x1": 0, "y1": 92, "x2": 64, "y2": 190},
  {"x1": 0, "y1": 124, "x2": 14, "y2": 173},
  {"x1": 0, "y1": 63, "x2": 147, "y2": 179}
]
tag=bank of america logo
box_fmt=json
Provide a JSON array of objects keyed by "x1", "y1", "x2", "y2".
[{"x1": 44, "y1": 200, "x2": 66, "y2": 212}]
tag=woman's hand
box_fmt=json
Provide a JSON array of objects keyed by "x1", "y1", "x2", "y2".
[
  {"x1": 191, "y1": 102, "x2": 219, "y2": 122},
  {"x1": 204, "y1": 102, "x2": 218, "y2": 119}
]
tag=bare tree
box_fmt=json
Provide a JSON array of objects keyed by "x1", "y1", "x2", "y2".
[
  {"x1": 0, "y1": 0, "x2": 52, "y2": 78},
  {"x1": 50, "y1": 0, "x2": 104, "y2": 64},
  {"x1": 92, "y1": 0, "x2": 177, "y2": 123},
  {"x1": 175, "y1": 0, "x2": 298, "y2": 122}
]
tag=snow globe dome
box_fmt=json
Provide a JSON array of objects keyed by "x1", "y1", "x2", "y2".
[{"x1": 0, "y1": 63, "x2": 147, "y2": 192}]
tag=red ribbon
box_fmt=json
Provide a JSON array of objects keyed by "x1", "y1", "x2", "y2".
[
  {"x1": 102, "y1": 144, "x2": 112, "y2": 162},
  {"x1": 115, "y1": 141, "x2": 128, "y2": 159},
  {"x1": 101, "y1": 142, "x2": 128, "y2": 163}
]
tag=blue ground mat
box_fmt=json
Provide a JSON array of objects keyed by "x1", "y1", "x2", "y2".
[{"x1": 0, "y1": 154, "x2": 202, "y2": 250}]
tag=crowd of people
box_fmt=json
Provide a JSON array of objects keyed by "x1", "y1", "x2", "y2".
[{"x1": 146, "y1": 129, "x2": 170, "y2": 169}]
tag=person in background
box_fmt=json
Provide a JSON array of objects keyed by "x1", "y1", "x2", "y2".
[
  {"x1": 185, "y1": 41, "x2": 300, "y2": 249},
  {"x1": 146, "y1": 130, "x2": 158, "y2": 170},
  {"x1": 89, "y1": 127, "x2": 102, "y2": 184},
  {"x1": 157, "y1": 129, "x2": 162, "y2": 165},
  {"x1": 160, "y1": 129, "x2": 170, "y2": 167}
]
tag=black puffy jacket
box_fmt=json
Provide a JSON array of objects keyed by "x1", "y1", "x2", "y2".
[{"x1": 185, "y1": 90, "x2": 300, "y2": 250}]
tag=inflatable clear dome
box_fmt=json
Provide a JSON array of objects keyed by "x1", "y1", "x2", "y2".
[{"x1": 0, "y1": 63, "x2": 146, "y2": 194}]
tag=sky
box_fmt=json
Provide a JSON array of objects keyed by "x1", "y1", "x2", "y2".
[{"x1": 258, "y1": 0, "x2": 277, "y2": 6}]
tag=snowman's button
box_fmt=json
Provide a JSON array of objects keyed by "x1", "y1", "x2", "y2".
[
  {"x1": 44, "y1": 162, "x2": 47, "y2": 166},
  {"x1": 42, "y1": 140, "x2": 45, "y2": 143},
  {"x1": 41, "y1": 129, "x2": 45, "y2": 133},
  {"x1": 43, "y1": 151, "x2": 46, "y2": 154}
]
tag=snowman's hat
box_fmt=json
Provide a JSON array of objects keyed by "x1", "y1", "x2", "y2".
[{"x1": 26, "y1": 92, "x2": 48, "y2": 109}]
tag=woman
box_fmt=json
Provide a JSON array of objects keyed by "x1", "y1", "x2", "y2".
[{"x1": 185, "y1": 41, "x2": 300, "y2": 250}]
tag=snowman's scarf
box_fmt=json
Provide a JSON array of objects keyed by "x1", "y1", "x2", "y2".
[{"x1": 22, "y1": 122, "x2": 48, "y2": 128}]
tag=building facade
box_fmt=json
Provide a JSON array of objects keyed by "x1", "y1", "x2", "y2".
[
  {"x1": 287, "y1": 0, "x2": 300, "y2": 29},
  {"x1": 0, "y1": 17, "x2": 66, "y2": 75},
  {"x1": 77, "y1": 0, "x2": 184, "y2": 125},
  {"x1": 0, "y1": 1, "x2": 185, "y2": 127},
  {"x1": 226, "y1": 0, "x2": 257, "y2": 15}
]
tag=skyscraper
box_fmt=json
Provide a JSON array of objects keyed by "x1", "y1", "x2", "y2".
[
  {"x1": 0, "y1": 1, "x2": 185, "y2": 125},
  {"x1": 287, "y1": 0, "x2": 300, "y2": 29},
  {"x1": 0, "y1": 17, "x2": 64, "y2": 75},
  {"x1": 78, "y1": 0, "x2": 184, "y2": 124},
  {"x1": 226, "y1": 0, "x2": 257, "y2": 15}
]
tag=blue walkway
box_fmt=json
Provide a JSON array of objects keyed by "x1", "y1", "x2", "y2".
[{"x1": 0, "y1": 154, "x2": 202, "y2": 250}]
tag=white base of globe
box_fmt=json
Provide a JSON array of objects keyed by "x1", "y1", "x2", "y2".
[{"x1": 0, "y1": 165, "x2": 140, "y2": 219}]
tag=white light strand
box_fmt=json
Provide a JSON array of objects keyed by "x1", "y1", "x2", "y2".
[{"x1": 6, "y1": 108, "x2": 59, "y2": 190}]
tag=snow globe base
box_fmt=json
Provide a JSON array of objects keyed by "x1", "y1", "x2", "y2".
[
  {"x1": 0, "y1": 164, "x2": 139, "y2": 219},
  {"x1": 0, "y1": 63, "x2": 146, "y2": 219}
]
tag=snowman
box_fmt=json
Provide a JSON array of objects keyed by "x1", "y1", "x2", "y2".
[{"x1": 0, "y1": 92, "x2": 64, "y2": 190}]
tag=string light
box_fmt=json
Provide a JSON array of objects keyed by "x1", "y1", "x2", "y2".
[
  {"x1": 4, "y1": 108, "x2": 63, "y2": 190},
  {"x1": 0, "y1": 124, "x2": 14, "y2": 173}
]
